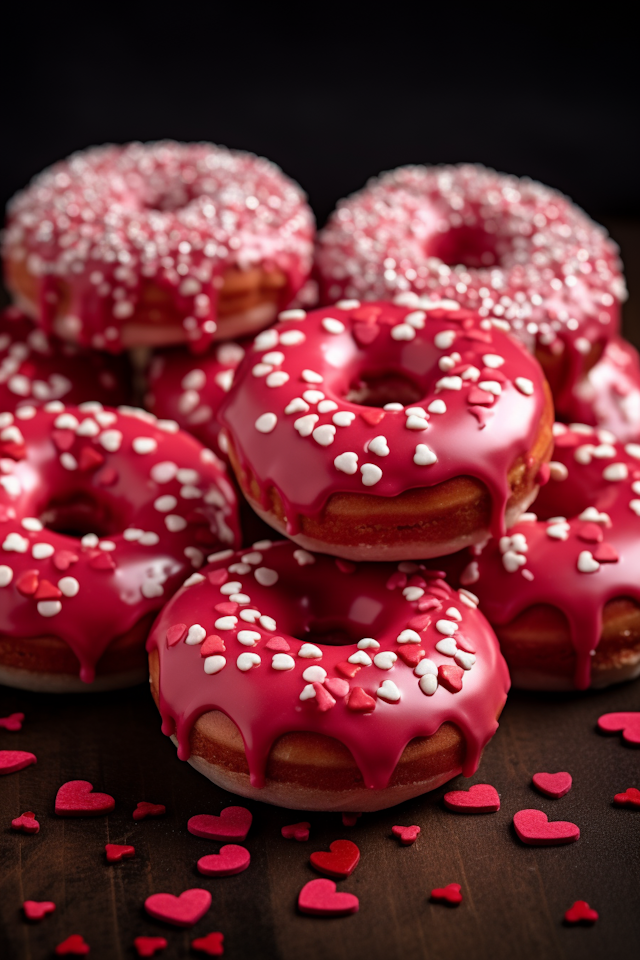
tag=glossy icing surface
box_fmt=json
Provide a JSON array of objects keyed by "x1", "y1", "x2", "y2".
[
  {"x1": 0, "y1": 403, "x2": 239, "y2": 681},
  {"x1": 468, "y1": 423, "x2": 640, "y2": 688},
  {"x1": 147, "y1": 540, "x2": 510, "y2": 790},
  {"x1": 4, "y1": 141, "x2": 315, "y2": 352},
  {"x1": 219, "y1": 300, "x2": 548, "y2": 539}
]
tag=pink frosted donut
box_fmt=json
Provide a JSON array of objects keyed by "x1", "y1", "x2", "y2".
[
  {"x1": 463, "y1": 422, "x2": 640, "y2": 691},
  {"x1": 219, "y1": 300, "x2": 554, "y2": 561},
  {"x1": 145, "y1": 340, "x2": 246, "y2": 460},
  {"x1": 147, "y1": 540, "x2": 510, "y2": 811},
  {"x1": 0, "y1": 306, "x2": 133, "y2": 410},
  {"x1": 4, "y1": 141, "x2": 315, "y2": 352},
  {"x1": 0, "y1": 402, "x2": 239, "y2": 692},
  {"x1": 316, "y1": 164, "x2": 625, "y2": 409}
]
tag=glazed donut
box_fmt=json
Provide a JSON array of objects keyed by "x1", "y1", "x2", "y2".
[
  {"x1": 3, "y1": 141, "x2": 315, "y2": 352},
  {"x1": 219, "y1": 300, "x2": 554, "y2": 561},
  {"x1": 0, "y1": 305, "x2": 132, "y2": 411},
  {"x1": 0, "y1": 402, "x2": 239, "y2": 692},
  {"x1": 147, "y1": 539, "x2": 509, "y2": 811},
  {"x1": 461, "y1": 422, "x2": 640, "y2": 690},
  {"x1": 145, "y1": 340, "x2": 246, "y2": 460},
  {"x1": 316, "y1": 164, "x2": 625, "y2": 410},
  {"x1": 556, "y1": 336, "x2": 640, "y2": 442}
]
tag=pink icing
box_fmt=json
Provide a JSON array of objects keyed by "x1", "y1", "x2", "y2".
[
  {"x1": 147, "y1": 539, "x2": 510, "y2": 791},
  {"x1": 316, "y1": 164, "x2": 625, "y2": 407},
  {"x1": 219, "y1": 300, "x2": 548, "y2": 544},
  {"x1": 3, "y1": 141, "x2": 315, "y2": 353},
  {"x1": 0, "y1": 403, "x2": 240, "y2": 682},
  {"x1": 467, "y1": 423, "x2": 640, "y2": 688}
]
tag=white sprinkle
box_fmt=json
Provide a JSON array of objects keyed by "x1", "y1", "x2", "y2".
[
  {"x1": 546, "y1": 522, "x2": 570, "y2": 540},
  {"x1": 332, "y1": 411, "x2": 356, "y2": 427},
  {"x1": 302, "y1": 665, "x2": 327, "y2": 682},
  {"x1": 405, "y1": 415, "x2": 429, "y2": 431},
  {"x1": 348, "y1": 650, "x2": 372, "y2": 666},
  {"x1": 21, "y1": 517, "x2": 43, "y2": 532},
  {"x1": 60, "y1": 453, "x2": 77, "y2": 471},
  {"x1": 549, "y1": 461, "x2": 569, "y2": 481},
  {"x1": 54, "y1": 413, "x2": 79, "y2": 430},
  {"x1": 334, "y1": 452, "x2": 359, "y2": 474},
  {"x1": 0, "y1": 565, "x2": 14, "y2": 587},
  {"x1": 336, "y1": 300, "x2": 360, "y2": 310},
  {"x1": 239, "y1": 609, "x2": 261, "y2": 623},
  {"x1": 302, "y1": 369, "x2": 323, "y2": 384},
  {"x1": 293, "y1": 549, "x2": 315, "y2": 566},
  {"x1": 303, "y1": 390, "x2": 325, "y2": 404},
  {"x1": 419, "y1": 674, "x2": 438, "y2": 696},
  {"x1": 515, "y1": 377, "x2": 534, "y2": 396},
  {"x1": 262, "y1": 351, "x2": 285, "y2": 366},
  {"x1": 318, "y1": 400, "x2": 338, "y2": 413},
  {"x1": 357, "y1": 638, "x2": 380, "y2": 650},
  {"x1": 185, "y1": 624, "x2": 207, "y2": 645},
  {"x1": 255, "y1": 567, "x2": 278, "y2": 586},
  {"x1": 361, "y1": 463, "x2": 383, "y2": 486},
  {"x1": 428, "y1": 399, "x2": 447, "y2": 414},
  {"x1": 367, "y1": 435, "x2": 389, "y2": 457},
  {"x1": 151, "y1": 461, "x2": 178, "y2": 484},
  {"x1": 578, "y1": 507, "x2": 611, "y2": 524},
  {"x1": 255, "y1": 412, "x2": 278, "y2": 434},
  {"x1": 377, "y1": 680, "x2": 401, "y2": 702},
  {"x1": 455, "y1": 650, "x2": 476, "y2": 670},
  {"x1": 502, "y1": 550, "x2": 527, "y2": 573},
  {"x1": 183, "y1": 573, "x2": 205, "y2": 587},
  {"x1": 384, "y1": 403, "x2": 403, "y2": 411},
  {"x1": 37, "y1": 600, "x2": 62, "y2": 617},
  {"x1": 373, "y1": 651, "x2": 397, "y2": 670},
  {"x1": 414, "y1": 659, "x2": 438, "y2": 677},
  {"x1": 141, "y1": 580, "x2": 164, "y2": 599},
  {"x1": 436, "y1": 376, "x2": 463, "y2": 392},
  {"x1": 629, "y1": 500, "x2": 640, "y2": 516},
  {"x1": 577, "y1": 551, "x2": 600, "y2": 573},
  {"x1": 266, "y1": 371, "x2": 289, "y2": 388},
  {"x1": 603, "y1": 462, "x2": 628, "y2": 482},
  {"x1": 397, "y1": 629, "x2": 421, "y2": 644},
  {"x1": 435, "y1": 638, "x2": 457, "y2": 656},
  {"x1": 403, "y1": 586, "x2": 424, "y2": 601},
  {"x1": 624, "y1": 443, "x2": 640, "y2": 460},
  {"x1": 154, "y1": 495, "x2": 177, "y2": 513},
  {"x1": 298, "y1": 643, "x2": 323, "y2": 659},
  {"x1": 299, "y1": 684, "x2": 316, "y2": 701},
  {"x1": 279, "y1": 329, "x2": 306, "y2": 346},
  {"x1": 313, "y1": 424, "x2": 336, "y2": 446},
  {"x1": 272, "y1": 654, "x2": 295, "y2": 671},
  {"x1": 478, "y1": 380, "x2": 502, "y2": 396},
  {"x1": 32, "y1": 543, "x2": 55, "y2": 559},
  {"x1": 279, "y1": 309, "x2": 307, "y2": 321},
  {"x1": 413, "y1": 443, "x2": 437, "y2": 466},
  {"x1": 76, "y1": 418, "x2": 100, "y2": 437},
  {"x1": 204, "y1": 656, "x2": 226, "y2": 675},
  {"x1": 220, "y1": 581, "x2": 242, "y2": 595},
  {"x1": 133, "y1": 437, "x2": 157, "y2": 454},
  {"x1": 482, "y1": 354, "x2": 505, "y2": 368},
  {"x1": 98, "y1": 429, "x2": 122, "y2": 452},
  {"x1": 252, "y1": 363, "x2": 273, "y2": 378},
  {"x1": 165, "y1": 515, "x2": 187, "y2": 532},
  {"x1": 405, "y1": 310, "x2": 426, "y2": 328},
  {"x1": 434, "y1": 330, "x2": 457, "y2": 349},
  {"x1": 391, "y1": 323, "x2": 416, "y2": 341},
  {"x1": 285, "y1": 397, "x2": 309, "y2": 415},
  {"x1": 460, "y1": 561, "x2": 479, "y2": 585},
  {"x1": 294, "y1": 414, "x2": 319, "y2": 437},
  {"x1": 81, "y1": 533, "x2": 99, "y2": 549},
  {"x1": 215, "y1": 616, "x2": 238, "y2": 630},
  {"x1": 254, "y1": 329, "x2": 279, "y2": 350},
  {"x1": 140, "y1": 532, "x2": 160, "y2": 546},
  {"x1": 237, "y1": 652, "x2": 261, "y2": 671},
  {"x1": 436, "y1": 619, "x2": 458, "y2": 636},
  {"x1": 259, "y1": 615, "x2": 276, "y2": 631},
  {"x1": 99, "y1": 541, "x2": 116, "y2": 551},
  {"x1": 207, "y1": 549, "x2": 234, "y2": 563},
  {"x1": 237, "y1": 630, "x2": 261, "y2": 646},
  {"x1": 322, "y1": 317, "x2": 345, "y2": 334}
]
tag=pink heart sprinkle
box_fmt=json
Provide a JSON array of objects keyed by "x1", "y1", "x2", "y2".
[
  {"x1": 323, "y1": 678, "x2": 350, "y2": 699},
  {"x1": 197, "y1": 844, "x2": 250, "y2": 876},
  {"x1": 55, "y1": 780, "x2": 115, "y2": 816},
  {"x1": 392, "y1": 825, "x2": 420, "y2": 845},
  {"x1": 431, "y1": 883, "x2": 463, "y2": 906},
  {"x1": 444, "y1": 783, "x2": 500, "y2": 813},
  {"x1": 598, "y1": 712, "x2": 640, "y2": 745},
  {"x1": 55, "y1": 935, "x2": 90, "y2": 956},
  {"x1": 0, "y1": 712, "x2": 24, "y2": 731},
  {"x1": 23, "y1": 900, "x2": 56, "y2": 921},
  {"x1": 564, "y1": 901, "x2": 598, "y2": 924},
  {"x1": 513, "y1": 809, "x2": 580, "y2": 846},
  {"x1": 265, "y1": 636, "x2": 290, "y2": 651},
  {"x1": 144, "y1": 888, "x2": 212, "y2": 927},
  {"x1": 298, "y1": 879, "x2": 359, "y2": 917},
  {"x1": 187, "y1": 806, "x2": 252, "y2": 841},
  {"x1": 282, "y1": 821, "x2": 310, "y2": 841},
  {"x1": 133, "y1": 936, "x2": 168, "y2": 957},
  {"x1": 166, "y1": 623, "x2": 187, "y2": 646},
  {"x1": 532, "y1": 772, "x2": 572, "y2": 799},
  {"x1": 105, "y1": 843, "x2": 135, "y2": 863},
  {"x1": 0, "y1": 750, "x2": 37, "y2": 775},
  {"x1": 191, "y1": 932, "x2": 224, "y2": 956},
  {"x1": 133, "y1": 801, "x2": 166, "y2": 820},
  {"x1": 12, "y1": 811, "x2": 40, "y2": 833}
]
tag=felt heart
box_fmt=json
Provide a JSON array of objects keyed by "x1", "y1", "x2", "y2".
[
  {"x1": 144, "y1": 888, "x2": 212, "y2": 927},
  {"x1": 298, "y1": 879, "x2": 359, "y2": 917},
  {"x1": 12, "y1": 811, "x2": 40, "y2": 833},
  {"x1": 513, "y1": 809, "x2": 580, "y2": 845},
  {"x1": 598, "y1": 712, "x2": 640, "y2": 745},
  {"x1": 105, "y1": 843, "x2": 135, "y2": 863},
  {"x1": 0, "y1": 712, "x2": 24, "y2": 731},
  {"x1": 0, "y1": 750, "x2": 37, "y2": 775},
  {"x1": 342, "y1": 812, "x2": 361, "y2": 826},
  {"x1": 310, "y1": 839, "x2": 360, "y2": 878},
  {"x1": 55, "y1": 780, "x2": 115, "y2": 816},
  {"x1": 133, "y1": 937, "x2": 168, "y2": 958},
  {"x1": 23, "y1": 899, "x2": 56, "y2": 921},
  {"x1": 431, "y1": 883, "x2": 463, "y2": 906},
  {"x1": 197, "y1": 844, "x2": 250, "y2": 876},
  {"x1": 613, "y1": 787, "x2": 640, "y2": 808},
  {"x1": 55, "y1": 935, "x2": 90, "y2": 956},
  {"x1": 532, "y1": 772, "x2": 572, "y2": 798},
  {"x1": 133, "y1": 801, "x2": 166, "y2": 820},
  {"x1": 443, "y1": 783, "x2": 500, "y2": 813},
  {"x1": 564, "y1": 901, "x2": 598, "y2": 924},
  {"x1": 187, "y1": 806, "x2": 252, "y2": 841},
  {"x1": 191, "y1": 932, "x2": 225, "y2": 956},
  {"x1": 392, "y1": 825, "x2": 420, "y2": 845},
  {"x1": 282, "y1": 821, "x2": 310, "y2": 841}
]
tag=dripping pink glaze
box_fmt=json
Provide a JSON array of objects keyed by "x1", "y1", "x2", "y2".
[
  {"x1": 315, "y1": 164, "x2": 625, "y2": 408},
  {"x1": 219, "y1": 300, "x2": 547, "y2": 543},
  {"x1": 146, "y1": 339, "x2": 247, "y2": 460},
  {"x1": 0, "y1": 306, "x2": 133, "y2": 410},
  {"x1": 468, "y1": 423, "x2": 640, "y2": 689},
  {"x1": 146, "y1": 540, "x2": 510, "y2": 791},
  {"x1": 0, "y1": 403, "x2": 240, "y2": 682},
  {"x1": 3, "y1": 142, "x2": 315, "y2": 353}
]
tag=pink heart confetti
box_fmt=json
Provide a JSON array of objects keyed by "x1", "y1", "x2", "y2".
[
  {"x1": 0, "y1": 712, "x2": 24, "y2": 731},
  {"x1": 55, "y1": 935, "x2": 90, "y2": 956},
  {"x1": 282, "y1": 822, "x2": 310, "y2": 841},
  {"x1": 144, "y1": 888, "x2": 212, "y2": 927},
  {"x1": 310, "y1": 840, "x2": 360, "y2": 878},
  {"x1": 191, "y1": 932, "x2": 225, "y2": 956},
  {"x1": 564, "y1": 901, "x2": 598, "y2": 924},
  {"x1": 598, "y1": 712, "x2": 640, "y2": 745},
  {"x1": 133, "y1": 937, "x2": 168, "y2": 957},
  {"x1": 55, "y1": 780, "x2": 115, "y2": 816},
  {"x1": 392, "y1": 825, "x2": 420, "y2": 845},
  {"x1": 11, "y1": 811, "x2": 40, "y2": 833},
  {"x1": 298, "y1": 879, "x2": 359, "y2": 917},
  {"x1": 133, "y1": 801, "x2": 166, "y2": 820},
  {"x1": 197, "y1": 844, "x2": 250, "y2": 876},
  {"x1": 532, "y1": 772, "x2": 572, "y2": 798},
  {"x1": 105, "y1": 843, "x2": 135, "y2": 863},
  {"x1": 444, "y1": 783, "x2": 500, "y2": 813},
  {"x1": 187, "y1": 806, "x2": 252, "y2": 841},
  {"x1": 431, "y1": 883, "x2": 463, "y2": 906},
  {"x1": 513, "y1": 809, "x2": 580, "y2": 846},
  {"x1": 23, "y1": 900, "x2": 56, "y2": 921},
  {"x1": 613, "y1": 787, "x2": 640, "y2": 808},
  {"x1": 0, "y1": 750, "x2": 37, "y2": 775}
]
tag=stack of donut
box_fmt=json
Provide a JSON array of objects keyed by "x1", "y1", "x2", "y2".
[{"x1": 1, "y1": 147, "x2": 637, "y2": 812}]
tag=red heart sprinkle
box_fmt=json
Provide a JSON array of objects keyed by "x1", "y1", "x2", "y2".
[
  {"x1": 298, "y1": 879, "x2": 359, "y2": 917},
  {"x1": 265, "y1": 636, "x2": 290, "y2": 651},
  {"x1": 313, "y1": 682, "x2": 336, "y2": 712},
  {"x1": 577, "y1": 523, "x2": 604, "y2": 543},
  {"x1": 444, "y1": 783, "x2": 500, "y2": 813},
  {"x1": 144, "y1": 888, "x2": 211, "y2": 927},
  {"x1": 53, "y1": 550, "x2": 79, "y2": 571},
  {"x1": 197, "y1": 844, "x2": 250, "y2": 876},
  {"x1": 0, "y1": 750, "x2": 37, "y2": 775},
  {"x1": 200, "y1": 635, "x2": 225, "y2": 657},
  {"x1": 613, "y1": 787, "x2": 640, "y2": 807},
  {"x1": 55, "y1": 934, "x2": 90, "y2": 955},
  {"x1": 96, "y1": 466, "x2": 118, "y2": 486},
  {"x1": 598, "y1": 712, "x2": 640, "y2": 745},
  {"x1": 532, "y1": 772, "x2": 572, "y2": 798},
  {"x1": 386, "y1": 572, "x2": 407, "y2": 590},
  {"x1": 454, "y1": 634, "x2": 476, "y2": 653},
  {"x1": 0, "y1": 712, "x2": 24, "y2": 731},
  {"x1": 16, "y1": 570, "x2": 39, "y2": 596},
  {"x1": 133, "y1": 936, "x2": 168, "y2": 958},
  {"x1": 347, "y1": 686, "x2": 376, "y2": 712},
  {"x1": 12, "y1": 811, "x2": 40, "y2": 833},
  {"x1": 105, "y1": 843, "x2": 135, "y2": 863},
  {"x1": 353, "y1": 323, "x2": 380, "y2": 347},
  {"x1": 34, "y1": 578, "x2": 62, "y2": 600},
  {"x1": 166, "y1": 623, "x2": 187, "y2": 646},
  {"x1": 336, "y1": 661, "x2": 362, "y2": 680},
  {"x1": 437, "y1": 664, "x2": 464, "y2": 693},
  {"x1": 310, "y1": 839, "x2": 360, "y2": 878},
  {"x1": 55, "y1": 780, "x2": 115, "y2": 816},
  {"x1": 392, "y1": 825, "x2": 420, "y2": 845},
  {"x1": 396, "y1": 646, "x2": 426, "y2": 667},
  {"x1": 133, "y1": 801, "x2": 166, "y2": 820},
  {"x1": 208, "y1": 569, "x2": 228, "y2": 586},
  {"x1": 187, "y1": 806, "x2": 252, "y2": 841},
  {"x1": 592, "y1": 542, "x2": 619, "y2": 563},
  {"x1": 78, "y1": 446, "x2": 105, "y2": 471},
  {"x1": 467, "y1": 387, "x2": 495, "y2": 406},
  {"x1": 191, "y1": 932, "x2": 224, "y2": 956},
  {"x1": 407, "y1": 613, "x2": 431, "y2": 630},
  {"x1": 564, "y1": 901, "x2": 598, "y2": 924},
  {"x1": 352, "y1": 304, "x2": 382, "y2": 322},
  {"x1": 323, "y1": 678, "x2": 349, "y2": 698},
  {"x1": 89, "y1": 551, "x2": 116, "y2": 570},
  {"x1": 52, "y1": 429, "x2": 76, "y2": 451},
  {"x1": 513, "y1": 809, "x2": 580, "y2": 845},
  {"x1": 282, "y1": 822, "x2": 310, "y2": 841},
  {"x1": 23, "y1": 899, "x2": 56, "y2": 921},
  {"x1": 431, "y1": 883, "x2": 463, "y2": 906},
  {"x1": 214, "y1": 601, "x2": 238, "y2": 616},
  {"x1": 342, "y1": 812, "x2": 361, "y2": 827},
  {"x1": 359, "y1": 407, "x2": 385, "y2": 426}
]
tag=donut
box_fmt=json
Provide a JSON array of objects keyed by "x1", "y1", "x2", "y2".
[
  {"x1": 556, "y1": 336, "x2": 640, "y2": 442},
  {"x1": 147, "y1": 539, "x2": 510, "y2": 811},
  {"x1": 316, "y1": 164, "x2": 625, "y2": 410},
  {"x1": 460, "y1": 422, "x2": 640, "y2": 690},
  {"x1": 0, "y1": 402, "x2": 239, "y2": 692},
  {"x1": 3, "y1": 141, "x2": 315, "y2": 352},
  {"x1": 219, "y1": 300, "x2": 554, "y2": 561},
  {"x1": 145, "y1": 339, "x2": 246, "y2": 460},
  {"x1": 0, "y1": 305, "x2": 133, "y2": 412}
]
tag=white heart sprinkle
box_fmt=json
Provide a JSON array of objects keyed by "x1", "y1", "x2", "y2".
[
  {"x1": 154, "y1": 494, "x2": 177, "y2": 513},
  {"x1": 413, "y1": 443, "x2": 437, "y2": 466},
  {"x1": 577, "y1": 551, "x2": 600, "y2": 573},
  {"x1": 546, "y1": 523, "x2": 570, "y2": 540},
  {"x1": 285, "y1": 398, "x2": 309, "y2": 415},
  {"x1": 397, "y1": 629, "x2": 421, "y2": 644},
  {"x1": 625, "y1": 443, "x2": 640, "y2": 460},
  {"x1": 37, "y1": 600, "x2": 62, "y2": 617},
  {"x1": 403, "y1": 586, "x2": 424, "y2": 601},
  {"x1": 322, "y1": 317, "x2": 345, "y2": 334},
  {"x1": 214, "y1": 616, "x2": 238, "y2": 630},
  {"x1": 280, "y1": 329, "x2": 306, "y2": 346},
  {"x1": 150, "y1": 461, "x2": 178, "y2": 483},
  {"x1": 255, "y1": 412, "x2": 278, "y2": 434},
  {"x1": 435, "y1": 638, "x2": 457, "y2": 656},
  {"x1": 32, "y1": 543, "x2": 55, "y2": 560},
  {"x1": 313, "y1": 424, "x2": 336, "y2": 446},
  {"x1": 204, "y1": 655, "x2": 226, "y2": 674},
  {"x1": 357, "y1": 638, "x2": 380, "y2": 650},
  {"x1": 76, "y1": 418, "x2": 100, "y2": 437},
  {"x1": 259, "y1": 615, "x2": 276, "y2": 631},
  {"x1": 405, "y1": 310, "x2": 426, "y2": 328},
  {"x1": 81, "y1": 533, "x2": 99, "y2": 548},
  {"x1": 262, "y1": 351, "x2": 284, "y2": 366},
  {"x1": 294, "y1": 414, "x2": 319, "y2": 436},
  {"x1": 478, "y1": 380, "x2": 502, "y2": 396},
  {"x1": 318, "y1": 400, "x2": 338, "y2": 413},
  {"x1": 367, "y1": 435, "x2": 389, "y2": 457},
  {"x1": 255, "y1": 567, "x2": 278, "y2": 586},
  {"x1": 405, "y1": 415, "x2": 429, "y2": 431},
  {"x1": 165, "y1": 515, "x2": 187, "y2": 532},
  {"x1": 0, "y1": 566, "x2": 13, "y2": 587},
  {"x1": 436, "y1": 619, "x2": 458, "y2": 636},
  {"x1": 220, "y1": 581, "x2": 242, "y2": 595},
  {"x1": 298, "y1": 643, "x2": 323, "y2": 659},
  {"x1": 98, "y1": 429, "x2": 122, "y2": 452},
  {"x1": 299, "y1": 684, "x2": 316, "y2": 700},
  {"x1": 185, "y1": 624, "x2": 207, "y2": 645},
  {"x1": 391, "y1": 323, "x2": 415, "y2": 341},
  {"x1": 502, "y1": 550, "x2": 526, "y2": 572},
  {"x1": 266, "y1": 371, "x2": 289, "y2": 388},
  {"x1": 361, "y1": 463, "x2": 383, "y2": 486},
  {"x1": 603, "y1": 462, "x2": 628, "y2": 482},
  {"x1": 302, "y1": 665, "x2": 327, "y2": 682},
  {"x1": 434, "y1": 330, "x2": 456, "y2": 349},
  {"x1": 293, "y1": 549, "x2": 316, "y2": 565},
  {"x1": 377, "y1": 679, "x2": 401, "y2": 702},
  {"x1": 578, "y1": 507, "x2": 610, "y2": 524},
  {"x1": 436, "y1": 376, "x2": 463, "y2": 392},
  {"x1": 332, "y1": 411, "x2": 356, "y2": 427},
  {"x1": 133, "y1": 437, "x2": 157, "y2": 454},
  {"x1": 549, "y1": 461, "x2": 569, "y2": 481},
  {"x1": 348, "y1": 650, "x2": 372, "y2": 666},
  {"x1": 445, "y1": 607, "x2": 462, "y2": 620},
  {"x1": 630, "y1": 499, "x2": 640, "y2": 516},
  {"x1": 252, "y1": 362, "x2": 273, "y2": 378},
  {"x1": 414, "y1": 658, "x2": 438, "y2": 677},
  {"x1": 515, "y1": 377, "x2": 534, "y2": 396},
  {"x1": 237, "y1": 652, "x2": 261, "y2": 671},
  {"x1": 54, "y1": 413, "x2": 79, "y2": 430},
  {"x1": 334, "y1": 452, "x2": 358, "y2": 474},
  {"x1": 482, "y1": 354, "x2": 505, "y2": 368},
  {"x1": 373, "y1": 651, "x2": 397, "y2": 670},
  {"x1": 303, "y1": 390, "x2": 325, "y2": 404},
  {"x1": 428, "y1": 399, "x2": 447, "y2": 414},
  {"x1": 237, "y1": 630, "x2": 261, "y2": 646},
  {"x1": 419, "y1": 674, "x2": 438, "y2": 696},
  {"x1": 454, "y1": 650, "x2": 476, "y2": 670},
  {"x1": 272, "y1": 654, "x2": 295, "y2": 671},
  {"x1": 302, "y1": 369, "x2": 323, "y2": 384},
  {"x1": 58, "y1": 577, "x2": 80, "y2": 597},
  {"x1": 239, "y1": 609, "x2": 261, "y2": 622}
]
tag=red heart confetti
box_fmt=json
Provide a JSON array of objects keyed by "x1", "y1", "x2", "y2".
[
  {"x1": 613, "y1": 787, "x2": 640, "y2": 808},
  {"x1": 55, "y1": 780, "x2": 115, "y2": 816},
  {"x1": 282, "y1": 822, "x2": 310, "y2": 841},
  {"x1": 392, "y1": 825, "x2": 420, "y2": 845},
  {"x1": 336, "y1": 661, "x2": 362, "y2": 680},
  {"x1": 564, "y1": 901, "x2": 599, "y2": 924},
  {"x1": 12, "y1": 811, "x2": 40, "y2": 833},
  {"x1": 53, "y1": 550, "x2": 79, "y2": 571},
  {"x1": 0, "y1": 712, "x2": 24, "y2": 731},
  {"x1": 133, "y1": 801, "x2": 166, "y2": 820},
  {"x1": 166, "y1": 623, "x2": 187, "y2": 646},
  {"x1": 513, "y1": 809, "x2": 580, "y2": 845},
  {"x1": 396, "y1": 646, "x2": 426, "y2": 667},
  {"x1": 532, "y1": 772, "x2": 572, "y2": 799},
  {"x1": 133, "y1": 937, "x2": 168, "y2": 958},
  {"x1": 23, "y1": 900, "x2": 56, "y2": 921},
  {"x1": 592, "y1": 542, "x2": 619, "y2": 563},
  {"x1": 298, "y1": 879, "x2": 359, "y2": 917},
  {"x1": 78, "y1": 446, "x2": 105, "y2": 472},
  {"x1": 55, "y1": 935, "x2": 90, "y2": 955},
  {"x1": 0, "y1": 750, "x2": 37, "y2": 775},
  {"x1": 597, "y1": 712, "x2": 640, "y2": 745},
  {"x1": 431, "y1": 883, "x2": 463, "y2": 906},
  {"x1": 200, "y1": 635, "x2": 226, "y2": 657},
  {"x1": 438, "y1": 664, "x2": 464, "y2": 693},
  {"x1": 197, "y1": 844, "x2": 250, "y2": 876},
  {"x1": 187, "y1": 806, "x2": 252, "y2": 841},
  {"x1": 342, "y1": 812, "x2": 362, "y2": 827},
  {"x1": 191, "y1": 932, "x2": 225, "y2": 956},
  {"x1": 105, "y1": 843, "x2": 135, "y2": 863},
  {"x1": 310, "y1": 839, "x2": 360, "y2": 878},
  {"x1": 144, "y1": 888, "x2": 212, "y2": 927},
  {"x1": 359, "y1": 404, "x2": 385, "y2": 423},
  {"x1": 444, "y1": 783, "x2": 500, "y2": 813}
]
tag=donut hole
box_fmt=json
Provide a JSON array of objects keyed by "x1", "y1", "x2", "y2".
[
  {"x1": 426, "y1": 224, "x2": 503, "y2": 269},
  {"x1": 300, "y1": 618, "x2": 362, "y2": 647},
  {"x1": 345, "y1": 370, "x2": 423, "y2": 408},
  {"x1": 39, "y1": 492, "x2": 126, "y2": 539}
]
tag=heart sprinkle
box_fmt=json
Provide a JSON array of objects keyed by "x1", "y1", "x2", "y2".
[
  {"x1": 55, "y1": 934, "x2": 90, "y2": 955},
  {"x1": 12, "y1": 811, "x2": 40, "y2": 833},
  {"x1": 187, "y1": 806, "x2": 252, "y2": 841},
  {"x1": 431, "y1": 883, "x2": 463, "y2": 906},
  {"x1": 513, "y1": 809, "x2": 580, "y2": 846},
  {"x1": 532, "y1": 772, "x2": 573, "y2": 799},
  {"x1": 197, "y1": 845, "x2": 251, "y2": 876},
  {"x1": 444, "y1": 783, "x2": 500, "y2": 813},
  {"x1": 298, "y1": 879, "x2": 359, "y2": 917},
  {"x1": 282, "y1": 822, "x2": 310, "y2": 841},
  {"x1": 23, "y1": 900, "x2": 56, "y2": 921},
  {"x1": 191, "y1": 932, "x2": 225, "y2": 956},
  {"x1": 133, "y1": 936, "x2": 168, "y2": 957},
  {"x1": 133, "y1": 801, "x2": 166, "y2": 820},
  {"x1": 310, "y1": 839, "x2": 360, "y2": 878},
  {"x1": 564, "y1": 901, "x2": 599, "y2": 924},
  {"x1": 55, "y1": 780, "x2": 115, "y2": 816},
  {"x1": 105, "y1": 843, "x2": 135, "y2": 863}
]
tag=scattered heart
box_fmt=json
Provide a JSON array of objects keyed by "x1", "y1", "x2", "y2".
[
  {"x1": 597, "y1": 712, "x2": 640, "y2": 745},
  {"x1": 310, "y1": 839, "x2": 360, "y2": 878},
  {"x1": 105, "y1": 843, "x2": 135, "y2": 863},
  {"x1": 613, "y1": 787, "x2": 640, "y2": 808},
  {"x1": 564, "y1": 901, "x2": 598, "y2": 924},
  {"x1": 23, "y1": 900, "x2": 56, "y2": 921},
  {"x1": 144, "y1": 888, "x2": 212, "y2": 927},
  {"x1": 197, "y1": 844, "x2": 250, "y2": 876},
  {"x1": 12, "y1": 811, "x2": 40, "y2": 833},
  {"x1": 55, "y1": 780, "x2": 115, "y2": 816},
  {"x1": 391, "y1": 825, "x2": 420, "y2": 845},
  {"x1": 0, "y1": 750, "x2": 37, "y2": 775},
  {"x1": 282, "y1": 822, "x2": 310, "y2": 841},
  {"x1": 341, "y1": 812, "x2": 361, "y2": 827},
  {"x1": 513, "y1": 809, "x2": 580, "y2": 845},
  {"x1": 444, "y1": 783, "x2": 500, "y2": 813},
  {"x1": 133, "y1": 801, "x2": 166, "y2": 820},
  {"x1": 0, "y1": 712, "x2": 24, "y2": 731},
  {"x1": 191, "y1": 932, "x2": 225, "y2": 956},
  {"x1": 431, "y1": 883, "x2": 463, "y2": 906},
  {"x1": 187, "y1": 806, "x2": 252, "y2": 841},
  {"x1": 532, "y1": 772, "x2": 572, "y2": 799},
  {"x1": 133, "y1": 936, "x2": 168, "y2": 957},
  {"x1": 298, "y1": 879, "x2": 359, "y2": 917},
  {"x1": 55, "y1": 934, "x2": 90, "y2": 956}
]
